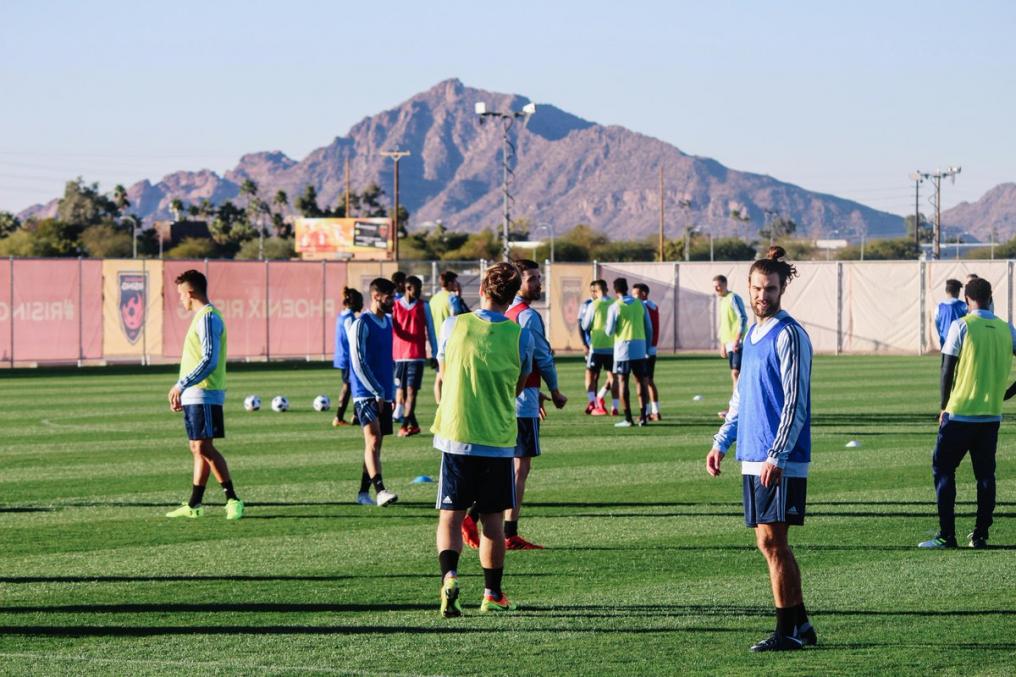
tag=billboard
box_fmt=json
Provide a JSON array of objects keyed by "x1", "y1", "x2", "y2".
[{"x1": 295, "y1": 217, "x2": 393, "y2": 260}]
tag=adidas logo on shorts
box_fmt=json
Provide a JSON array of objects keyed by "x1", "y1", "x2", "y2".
[{"x1": 442, "y1": 496, "x2": 453, "y2": 504}]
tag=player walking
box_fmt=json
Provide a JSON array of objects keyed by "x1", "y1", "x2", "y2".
[
  {"x1": 392, "y1": 275, "x2": 437, "y2": 437},
  {"x1": 348, "y1": 278, "x2": 398, "y2": 507},
  {"x1": 713, "y1": 274, "x2": 748, "y2": 418},
  {"x1": 581, "y1": 280, "x2": 619, "y2": 416},
  {"x1": 432, "y1": 262, "x2": 535, "y2": 616},
  {"x1": 166, "y1": 269, "x2": 243, "y2": 520},
  {"x1": 934, "y1": 279, "x2": 968, "y2": 351},
  {"x1": 633, "y1": 283, "x2": 661, "y2": 420},
  {"x1": 332, "y1": 287, "x2": 363, "y2": 427},
  {"x1": 606, "y1": 278, "x2": 653, "y2": 427},
  {"x1": 705, "y1": 247, "x2": 817, "y2": 651}
]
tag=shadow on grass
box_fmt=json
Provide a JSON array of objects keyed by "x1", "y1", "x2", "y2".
[
  {"x1": 550, "y1": 544, "x2": 1016, "y2": 551},
  {"x1": 0, "y1": 507, "x2": 52, "y2": 513},
  {"x1": 528, "y1": 603, "x2": 1016, "y2": 619},
  {"x1": 812, "y1": 413, "x2": 938, "y2": 427},
  {"x1": 0, "y1": 572, "x2": 563, "y2": 585}
]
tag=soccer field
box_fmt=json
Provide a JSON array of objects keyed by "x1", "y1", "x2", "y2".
[{"x1": 1, "y1": 355, "x2": 1014, "y2": 676}]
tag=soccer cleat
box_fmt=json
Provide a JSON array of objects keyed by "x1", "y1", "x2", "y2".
[
  {"x1": 750, "y1": 632, "x2": 804, "y2": 652},
  {"x1": 505, "y1": 535, "x2": 544, "y2": 550},
  {"x1": 397, "y1": 426, "x2": 410, "y2": 438},
  {"x1": 479, "y1": 593, "x2": 517, "y2": 613},
  {"x1": 225, "y1": 498, "x2": 244, "y2": 520},
  {"x1": 376, "y1": 489, "x2": 399, "y2": 507},
  {"x1": 585, "y1": 401, "x2": 596, "y2": 415},
  {"x1": 918, "y1": 534, "x2": 958, "y2": 549},
  {"x1": 647, "y1": 413, "x2": 660, "y2": 421},
  {"x1": 590, "y1": 406, "x2": 608, "y2": 416},
  {"x1": 440, "y1": 576, "x2": 463, "y2": 618},
  {"x1": 796, "y1": 623, "x2": 818, "y2": 646},
  {"x1": 356, "y1": 492, "x2": 374, "y2": 506},
  {"x1": 596, "y1": 397, "x2": 607, "y2": 411},
  {"x1": 404, "y1": 424, "x2": 422, "y2": 437},
  {"x1": 332, "y1": 417, "x2": 351, "y2": 427},
  {"x1": 461, "y1": 514, "x2": 480, "y2": 549},
  {"x1": 610, "y1": 407, "x2": 620, "y2": 416},
  {"x1": 968, "y1": 532, "x2": 988, "y2": 549},
  {"x1": 638, "y1": 416, "x2": 649, "y2": 427},
  {"x1": 614, "y1": 420, "x2": 633, "y2": 428},
  {"x1": 165, "y1": 503, "x2": 203, "y2": 519}
]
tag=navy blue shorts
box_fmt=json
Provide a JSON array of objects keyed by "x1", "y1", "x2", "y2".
[
  {"x1": 728, "y1": 348, "x2": 742, "y2": 371},
  {"x1": 395, "y1": 361, "x2": 424, "y2": 390},
  {"x1": 183, "y1": 404, "x2": 224, "y2": 441},
  {"x1": 354, "y1": 399, "x2": 393, "y2": 436},
  {"x1": 614, "y1": 358, "x2": 649, "y2": 378},
  {"x1": 516, "y1": 417, "x2": 541, "y2": 458},
  {"x1": 586, "y1": 352, "x2": 614, "y2": 373},
  {"x1": 742, "y1": 474, "x2": 807, "y2": 527},
  {"x1": 437, "y1": 453, "x2": 515, "y2": 513}
]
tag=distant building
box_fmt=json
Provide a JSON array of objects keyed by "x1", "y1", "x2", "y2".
[{"x1": 153, "y1": 220, "x2": 212, "y2": 249}]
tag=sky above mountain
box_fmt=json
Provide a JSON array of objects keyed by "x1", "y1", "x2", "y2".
[{"x1": 2, "y1": 0, "x2": 1014, "y2": 216}]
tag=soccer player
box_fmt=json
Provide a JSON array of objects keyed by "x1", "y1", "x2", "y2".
[
  {"x1": 920, "y1": 277, "x2": 1016, "y2": 550},
  {"x1": 705, "y1": 246, "x2": 816, "y2": 652},
  {"x1": 934, "y1": 279, "x2": 968, "y2": 350},
  {"x1": 606, "y1": 277, "x2": 653, "y2": 427},
  {"x1": 429, "y1": 270, "x2": 469, "y2": 403},
  {"x1": 332, "y1": 287, "x2": 363, "y2": 427},
  {"x1": 579, "y1": 293, "x2": 595, "y2": 413},
  {"x1": 348, "y1": 278, "x2": 399, "y2": 507},
  {"x1": 432, "y1": 261, "x2": 535, "y2": 616},
  {"x1": 391, "y1": 271, "x2": 408, "y2": 421},
  {"x1": 714, "y1": 274, "x2": 748, "y2": 418},
  {"x1": 633, "y1": 283, "x2": 661, "y2": 420},
  {"x1": 392, "y1": 275, "x2": 438, "y2": 437},
  {"x1": 166, "y1": 269, "x2": 244, "y2": 521},
  {"x1": 581, "y1": 279, "x2": 619, "y2": 415}
]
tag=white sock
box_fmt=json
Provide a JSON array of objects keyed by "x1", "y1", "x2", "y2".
[
  {"x1": 612, "y1": 399, "x2": 620, "y2": 410},
  {"x1": 393, "y1": 404, "x2": 403, "y2": 419},
  {"x1": 597, "y1": 387, "x2": 609, "y2": 400},
  {"x1": 650, "y1": 401, "x2": 659, "y2": 414},
  {"x1": 587, "y1": 391, "x2": 596, "y2": 403}
]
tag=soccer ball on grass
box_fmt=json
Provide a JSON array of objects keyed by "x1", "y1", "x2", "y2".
[
  {"x1": 313, "y1": 395, "x2": 331, "y2": 412},
  {"x1": 243, "y1": 395, "x2": 261, "y2": 412},
  {"x1": 271, "y1": 396, "x2": 289, "y2": 412}
]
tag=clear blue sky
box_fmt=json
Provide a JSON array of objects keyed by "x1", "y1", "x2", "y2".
[{"x1": 2, "y1": 0, "x2": 1013, "y2": 217}]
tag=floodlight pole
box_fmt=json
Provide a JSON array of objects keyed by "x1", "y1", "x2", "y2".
[{"x1": 381, "y1": 149, "x2": 411, "y2": 262}]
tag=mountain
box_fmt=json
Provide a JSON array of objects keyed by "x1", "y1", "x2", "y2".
[
  {"x1": 18, "y1": 78, "x2": 905, "y2": 240},
  {"x1": 941, "y1": 183, "x2": 1016, "y2": 241}
]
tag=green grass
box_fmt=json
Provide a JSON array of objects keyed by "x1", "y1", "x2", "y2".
[{"x1": 1, "y1": 355, "x2": 1015, "y2": 676}]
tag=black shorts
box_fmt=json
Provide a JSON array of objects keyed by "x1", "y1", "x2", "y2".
[
  {"x1": 586, "y1": 352, "x2": 614, "y2": 373},
  {"x1": 728, "y1": 348, "x2": 742, "y2": 371},
  {"x1": 515, "y1": 417, "x2": 541, "y2": 458},
  {"x1": 183, "y1": 404, "x2": 224, "y2": 441},
  {"x1": 354, "y1": 399, "x2": 393, "y2": 436},
  {"x1": 437, "y1": 453, "x2": 515, "y2": 513},
  {"x1": 394, "y1": 361, "x2": 425, "y2": 390},
  {"x1": 646, "y1": 354, "x2": 657, "y2": 379},
  {"x1": 614, "y1": 358, "x2": 649, "y2": 378},
  {"x1": 743, "y1": 474, "x2": 807, "y2": 527}
]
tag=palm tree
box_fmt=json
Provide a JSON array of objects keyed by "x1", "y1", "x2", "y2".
[
  {"x1": 272, "y1": 190, "x2": 290, "y2": 237},
  {"x1": 169, "y1": 199, "x2": 184, "y2": 223},
  {"x1": 112, "y1": 184, "x2": 130, "y2": 217}
]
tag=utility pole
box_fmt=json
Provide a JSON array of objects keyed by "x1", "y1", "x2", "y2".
[
  {"x1": 910, "y1": 172, "x2": 923, "y2": 255},
  {"x1": 658, "y1": 165, "x2": 665, "y2": 262},
  {"x1": 381, "y1": 149, "x2": 411, "y2": 262},
  {"x1": 344, "y1": 157, "x2": 352, "y2": 218},
  {"x1": 914, "y1": 166, "x2": 961, "y2": 259}
]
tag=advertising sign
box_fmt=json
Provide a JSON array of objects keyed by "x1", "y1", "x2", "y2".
[{"x1": 295, "y1": 217, "x2": 392, "y2": 260}]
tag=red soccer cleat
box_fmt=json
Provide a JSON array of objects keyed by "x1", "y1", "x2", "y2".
[
  {"x1": 590, "y1": 406, "x2": 608, "y2": 416},
  {"x1": 505, "y1": 535, "x2": 545, "y2": 550},
  {"x1": 461, "y1": 514, "x2": 480, "y2": 549},
  {"x1": 404, "y1": 424, "x2": 421, "y2": 437},
  {"x1": 596, "y1": 398, "x2": 607, "y2": 411},
  {"x1": 396, "y1": 426, "x2": 410, "y2": 437},
  {"x1": 585, "y1": 401, "x2": 596, "y2": 415},
  {"x1": 611, "y1": 407, "x2": 620, "y2": 416}
]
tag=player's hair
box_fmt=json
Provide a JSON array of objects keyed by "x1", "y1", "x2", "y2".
[
  {"x1": 966, "y1": 273, "x2": 979, "y2": 281},
  {"x1": 713, "y1": 274, "x2": 728, "y2": 285},
  {"x1": 613, "y1": 277, "x2": 629, "y2": 294},
  {"x1": 481, "y1": 262, "x2": 522, "y2": 306},
  {"x1": 342, "y1": 287, "x2": 364, "y2": 312},
  {"x1": 633, "y1": 282, "x2": 650, "y2": 296},
  {"x1": 174, "y1": 269, "x2": 207, "y2": 296},
  {"x1": 391, "y1": 271, "x2": 407, "y2": 286},
  {"x1": 749, "y1": 246, "x2": 799, "y2": 287},
  {"x1": 439, "y1": 270, "x2": 458, "y2": 289},
  {"x1": 965, "y1": 277, "x2": 992, "y2": 306},
  {"x1": 514, "y1": 259, "x2": 540, "y2": 275},
  {"x1": 945, "y1": 279, "x2": 963, "y2": 296},
  {"x1": 369, "y1": 277, "x2": 396, "y2": 295},
  {"x1": 406, "y1": 275, "x2": 422, "y2": 294},
  {"x1": 591, "y1": 279, "x2": 608, "y2": 293}
]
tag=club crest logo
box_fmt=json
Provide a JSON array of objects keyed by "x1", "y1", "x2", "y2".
[
  {"x1": 561, "y1": 277, "x2": 583, "y2": 327},
  {"x1": 118, "y1": 272, "x2": 147, "y2": 344}
]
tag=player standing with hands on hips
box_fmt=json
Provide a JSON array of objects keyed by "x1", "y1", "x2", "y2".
[
  {"x1": 166, "y1": 270, "x2": 243, "y2": 520},
  {"x1": 705, "y1": 247, "x2": 816, "y2": 652}
]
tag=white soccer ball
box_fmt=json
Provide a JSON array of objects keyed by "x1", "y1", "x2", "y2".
[
  {"x1": 313, "y1": 395, "x2": 331, "y2": 412},
  {"x1": 243, "y1": 395, "x2": 261, "y2": 412},
  {"x1": 271, "y1": 395, "x2": 289, "y2": 412}
]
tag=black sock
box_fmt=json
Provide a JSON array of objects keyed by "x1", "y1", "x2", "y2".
[
  {"x1": 220, "y1": 481, "x2": 238, "y2": 501},
  {"x1": 439, "y1": 549, "x2": 460, "y2": 578},
  {"x1": 794, "y1": 603, "x2": 810, "y2": 630},
  {"x1": 775, "y1": 607, "x2": 796, "y2": 636},
  {"x1": 467, "y1": 504, "x2": 481, "y2": 521},
  {"x1": 371, "y1": 475, "x2": 386, "y2": 493},
  {"x1": 359, "y1": 470, "x2": 372, "y2": 494},
  {"x1": 483, "y1": 567, "x2": 504, "y2": 598},
  {"x1": 625, "y1": 409, "x2": 633, "y2": 422},
  {"x1": 504, "y1": 520, "x2": 519, "y2": 537},
  {"x1": 188, "y1": 484, "x2": 205, "y2": 508}
]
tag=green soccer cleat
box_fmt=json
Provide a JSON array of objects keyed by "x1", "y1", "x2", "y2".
[
  {"x1": 918, "y1": 533, "x2": 957, "y2": 549},
  {"x1": 225, "y1": 498, "x2": 245, "y2": 520},
  {"x1": 440, "y1": 576, "x2": 463, "y2": 618},
  {"x1": 166, "y1": 503, "x2": 203, "y2": 519},
  {"x1": 479, "y1": 593, "x2": 517, "y2": 613}
]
